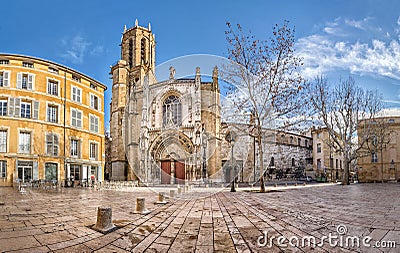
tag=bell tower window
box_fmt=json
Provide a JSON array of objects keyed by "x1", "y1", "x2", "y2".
[
  {"x1": 141, "y1": 38, "x2": 146, "y2": 64},
  {"x1": 128, "y1": 39, "x2": 133, "y2": 68},
  {"x1": 163, "y1": 95, "x2": 181, "y2": 127}
]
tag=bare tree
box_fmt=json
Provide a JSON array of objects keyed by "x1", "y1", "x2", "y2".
[
  {"x1": 309, "y1": 76, "x2": 383, "y2": 185},
  {"x1": 222, "y1": 21, "x2": 305, "y2": 192}
]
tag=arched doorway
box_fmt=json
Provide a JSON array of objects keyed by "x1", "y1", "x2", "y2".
[{"x1": 150, "y1": 130, "x2": 194, "y2": 184}]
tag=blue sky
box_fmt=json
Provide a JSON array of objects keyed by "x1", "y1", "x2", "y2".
[{"x1": 2, "y1": 0, "x2": 400, "y2": 129}]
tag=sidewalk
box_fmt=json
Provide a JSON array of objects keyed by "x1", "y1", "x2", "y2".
[{"x1": 0, "y1": 183, "x2": 399, "y2": 252}]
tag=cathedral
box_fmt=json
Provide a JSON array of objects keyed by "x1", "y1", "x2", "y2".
[
  {"x1": 109, "y1": 21, "x2": 316, "y2": 185},
  {"x1": 109, "y1": 21, "x2": 222, "y2": 184}
]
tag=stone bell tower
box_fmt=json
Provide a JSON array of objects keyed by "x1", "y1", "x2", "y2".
[{"x1": 110, "y1": 19, "x2": 156, "y2": 180}]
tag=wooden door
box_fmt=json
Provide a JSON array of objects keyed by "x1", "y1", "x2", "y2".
[
  {"x1": 161, "y1": 161, "x2": 171, "y2": 184},
  {"x1": 175, "y1": 161, "x2": 185, "y2": 184}
]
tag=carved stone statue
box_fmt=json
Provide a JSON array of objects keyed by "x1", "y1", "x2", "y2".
[{"x1": 169, "y1": 66, "x2": 176, "y2": 80}]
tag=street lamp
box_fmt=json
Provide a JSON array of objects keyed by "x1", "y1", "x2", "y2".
[{"x1": 225, "y1": 130, "x2": 237, "y2": 192}]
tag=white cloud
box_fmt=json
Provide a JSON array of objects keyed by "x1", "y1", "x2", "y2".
[
  {"x1": 60, "y1": 35, "x2": 104, "y2": 64},
  {"x1": 297, "y1": 17, "x2": 400, "y2": 81}
]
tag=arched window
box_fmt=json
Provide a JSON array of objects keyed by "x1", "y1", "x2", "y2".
[
  {"x1": 292, "y1": 158, "x2": 295, "y2": 167},
  {"x1": 270, "y1": 157, "x2": 275, "y2": 167},
  {"x1": 141, "y1": 38, "x2": 146, "y2": 64},
  {"x1": 128, "y1": 39, "x2": 133, "y2": 68},
  {"x1": 163, "y1": 95, "x2": 181, "y2": 127}
]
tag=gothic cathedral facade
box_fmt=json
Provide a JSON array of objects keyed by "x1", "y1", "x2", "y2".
[{"x1": 109, "y1": 21, "x2": 222, "y2": 184}]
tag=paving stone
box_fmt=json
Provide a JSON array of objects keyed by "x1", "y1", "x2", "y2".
[{"x1": 0, "y1": 184, "x2": 398, "y2": 252}]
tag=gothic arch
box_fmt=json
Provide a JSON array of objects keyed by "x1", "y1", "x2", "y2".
[{"x1": 149, "y1": 130, "x2": 194, "y2": 161}]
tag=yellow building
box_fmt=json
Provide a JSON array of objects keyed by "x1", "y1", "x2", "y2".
[
  {"x1": 358, "y1": 116, "x2": 400, "y2": 182},
  {"x1": 0, "y1": 54, "x2": 106, "y2": 187},
  {"x1": 311, "y1": 127, "x2": 344, "y2": 182}
]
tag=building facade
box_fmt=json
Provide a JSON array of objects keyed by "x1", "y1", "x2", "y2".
[
  {"x1": 0, "y1": 54, "x2": 106, "y2": 187},
  {"x1": 109, "y1": 22, "x2": 221, "y2": 184},
  {"x1": 311, "y1": 127, "x2": 344, "y2": 181},
  {"x1": 358, "y1": 116, "x2": 400, "y2": 182}
]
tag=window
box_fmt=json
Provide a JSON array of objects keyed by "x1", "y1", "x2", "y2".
[
  {"x1": 72, "y1": 86, "x2": 82, "y2": 103},
  {"x1": 47, "y1": 80, "x2": 59, "y2": 96},
  {"x1": 19, "y1": 132, "x2": 31, "y2": 154},
  {"x1": 48, "y1": 66, "x2": 59, "y2": 74},
  {"x1": 298, "y1": 138, "x2": 301, "y2": 146},
  {"x1": 0, "y1": 130, "x2": 7, "y2": 152},
  {"x1": 336, "y1": 159, "x2": 338, "y2": 168},
  {"x1": 90, "y1": 83, "x2": 97, "y2": 90},
  {"x1": 371, "y1": 135, "x2": 378, "y2": 146},
  {"x1": 290, "y1": 136, "x2": 293, "y2": 144},
  {"x1": 269, "y1": 157, "x2": 275, "y2": 167},
  {"x1": 0, "y1": 160, "x2": 6, "y2": 178},
  {"x1": 22, "y1": 62, "x2": 34, "y2": 68},
  {"x1": 45, "y1": 163, "x2": 57, "y2": 181},
  {"x1": 89, "y1": 142, "x2": 98, "y2": 160},
  {"x1": 17, "y1": 73, "x2": 34, "y2": 90},
  {"x1": 162, "y1": 95, "x2": 182, "y2": 127},
  {"x1": 90, "y1": 94, "x2": 100, "y2": 110},
  {"x1": 0, "y1": 100, "x2": 7, "y2": 116},
  {"x1": 317, "y1": 159, "x2": 321, "y2": 170},
  {"x1": 340, "y1": 160, "x2": 342, "y2": 169},
  {"x1": 72, "y1": 75, "x2": 81, "y2": 83},
  {"x1": 70, "y1": 164, "x2": 81, "y2": 180},
  {"x1": 71, "y1": 108, "x2": 82, "y2": 128},
  {"x1": 46, "y1": 133, "x2": 59, "y2": 156},
  {"x1": 317, "y1": 143, "x2": 321, "y2": 153},
  {"x1": 317, "y1": 133, "x2": 321, "y2": 139},
  {"x1": 90, "y1": 115, "x2": 99, "y2": 133},
  {"x1": 141, "y1": 38, "x2": 146, "y2": 64},
  {"x1": 47, "y1": 104, "x2": 58, "y2": 123},
  {"x1": 305, "y1": 140, "x2": 308, "y2": 148},
  {"x1": 292, "y1": 158, "x2": 295, "y2": 167},
  {"x1": 0, "y1": 71, "x2": 10, "y2": 87},
  {"x1": 389, "y1": 119, "x2": 395, "y2": 124},
  {"x1": 371, "y1": 152, "x2": 378, "y2": 163},
  {"x1": 70, "y1": 139, "x2": 80, "y2": 157},
  {"x1": 21, "y1": 102, "x2": 31, "y2": 118},
  {"x1": 0, "y1": 60, "x2": 9, "y2": 65}
]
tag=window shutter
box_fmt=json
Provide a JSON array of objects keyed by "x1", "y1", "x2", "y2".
[
  {"x1": 97, "y1": 165, "x2": 102, "y2": 182},
  {"x1": 78, "y1": 111, "x2": 82, "y2": 128},
  {"x1": 98, "y1": 97, "x2": 101, "y2": 111},
  {"x1": 33, "y1": 161, "x2": 39, "y2": 180},
  {"x1": 45, "y1": 133, "x2": 49, "y2": 154},
  {"x1": 82, "y1": 165, "x2": 88, "y2": 180},
  {"x1": 28, "y1": 74, "x2": 34, "y2": 90},
  {"x1": 66, "y1": 164, "x2": 70, "y2": 179},
  {"x1": 3, "y1": 71, "x2": 9, "y2": 87},
  {"x1": 14, "y1": 98, "x2": 21, "y2": 118},
  {"x1": 89, "y1": 94, "x2": 93, "y2": 108},
  {"x1": 54, "y1": 135, "x2": 59, "y2": 156},
  {"x1": 77, "y1": 140, "x2": 81, "y2": 158},
  {"x1": 32, "y1": 101, "x2": 39, "y2": 120},
  {"x1": 16, "y1": 73, "x2": 22, "y2": 89},
  {"x1": 8, "y1": 97, "x2": 14, "y2": 116}
]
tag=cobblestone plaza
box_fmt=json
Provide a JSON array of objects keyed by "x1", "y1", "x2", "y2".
[{"x1": 0, "y1": 183, "x2": 399, "y2": 252}]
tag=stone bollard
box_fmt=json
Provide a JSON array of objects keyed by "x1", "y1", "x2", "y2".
[
  {"x1": 285, "y1": 183, "x2": 288, "y2": 187},
  {"x1": 134, "y1": 197, "x2": 151, "y2": 214},
  {"x1": 274, "y1": 184, "x2": 277, "y2": 187},
  {"x1": 185, "y1": 184, "x2": 189, "y2": 192},
  {"x1": 156, "y1": 192, "x2": 168, "y2": 204},
  {"x1": 177, "y1": 187, "x2": 182, "y2": 194},
  {"x1": 295, "y1": 183, "x2": 298, "y2": 186},
  {"x1": 170, "y1": 189, "x2": 175, "y2": 198},
  {"x1": 303, "y1": 182, "x2": 306, "y2": 186},
  {"x1": 92, "y1": 207, "x2": 116, "y2": 233}
]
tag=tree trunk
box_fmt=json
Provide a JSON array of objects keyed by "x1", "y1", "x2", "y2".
[
  {"x1": 342, "y1": 157, "x2": 350, "y2": 185},
  {"x1": 258, "y1": 136, "x2": 265, "y2": 192}
]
